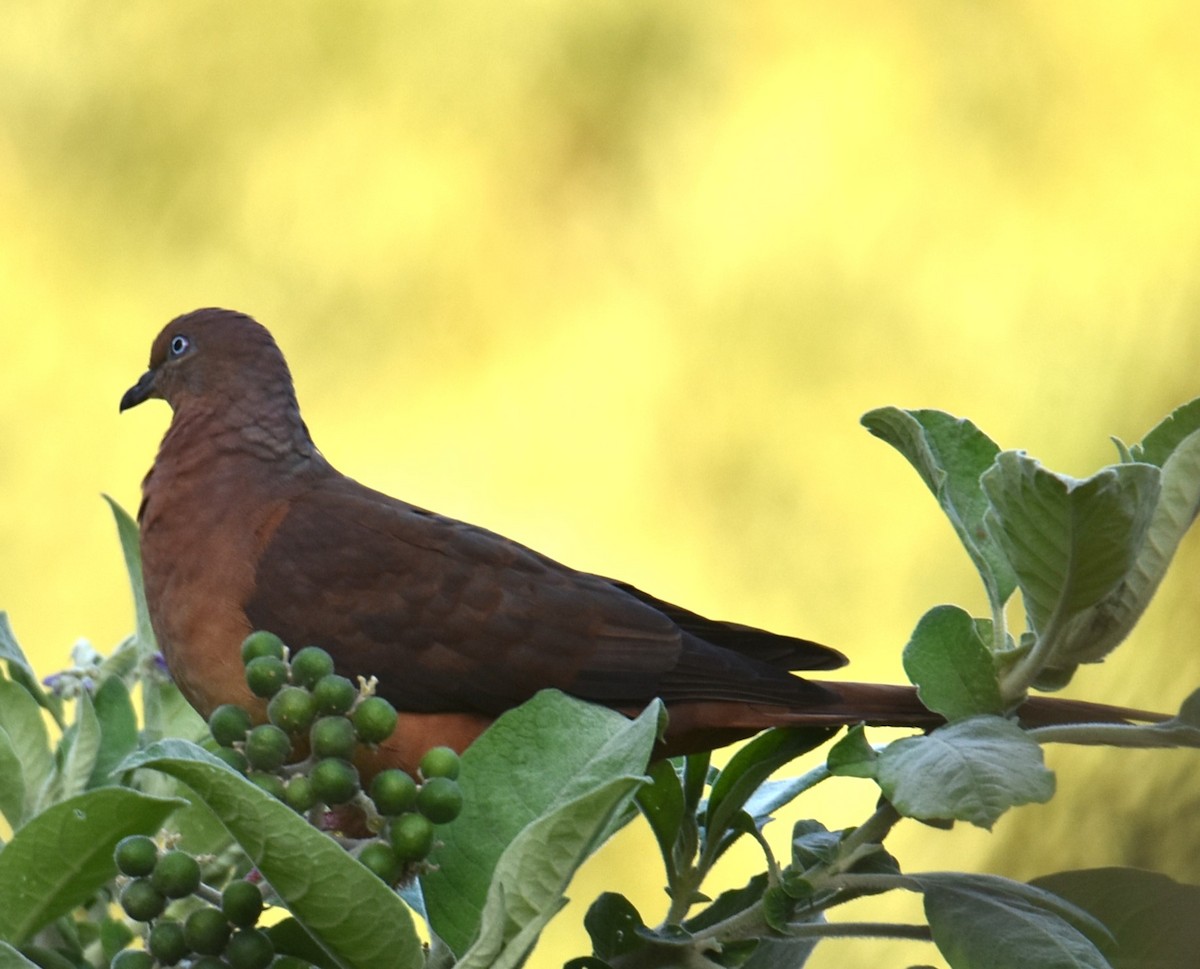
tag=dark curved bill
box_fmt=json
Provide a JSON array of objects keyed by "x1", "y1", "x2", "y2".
[{"x1": 120, "y1": 370, "x2": 157, "y2": 412}]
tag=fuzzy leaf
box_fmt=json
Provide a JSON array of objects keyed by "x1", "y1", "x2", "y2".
[
  {"x1": 636, "y1": 760, "x2": 686, "y2": 880},
  {"x1": 0, "y1": 943, "x2": 39, "y2": 969},
  {"x1": 88, "y1": 677, "x2": 139, "y2": 787},
  {"x1": 920, "y1": 873, "x2": 1113, "y2": 969},
  {"x1": 826, "y1": 725, "x2": 878, "y2": 779},
  {"x1": 705, "y1": 727, "x2": 835, "y2": 847},
  {"x1": 903, "y1": 606, "x2": 1004, "y2": 720},
  {"x1": 58, "y1": 693, "x2": 102, "y2": 801},
  {"x1": 1129, "y1": 397, "x2": 1200, "y2": 466},
  {"x1": 0, "y1": 680, "x2": 52, "y2": 823},
  {"x1": 863, "y1": 408, "x2": 1016, "y2": 609},
  {"x1": 982, "y1": 453, "x2": 1160, "y2": 684},
  {"x1": 0, "y1": 789, "x2": 182, "y2": 944},
  {"x1": 0, "y1": 615, "x2": 59, "y2": 722},
  {"x1": 1054, "y1": 430, "x2": 1200, "y2": 675},
  {"x1": 422, "y1": 692, "x2": 659, "y2": 960},
  {"x1": 877, "y1": 717, "x2": 1054, "y2": 829},
  {"x1": 1032, "y1": 867, "x2": 1200, "y2": 969},
  {"x1": 102, "y1": 497, "x2": 154, "y2": 657}
]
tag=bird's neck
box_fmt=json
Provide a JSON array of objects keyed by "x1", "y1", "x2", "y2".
[
  {"x1": 138, "y1": 398, "x2": 330, "y2": 534},
  {"x1": 163, "y1": 392, "x2": 322, "y2": 468}
]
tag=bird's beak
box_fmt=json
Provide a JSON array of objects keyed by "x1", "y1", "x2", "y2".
[{"x1": 120, "y1": 369, "x2": 158, "y2": 412}]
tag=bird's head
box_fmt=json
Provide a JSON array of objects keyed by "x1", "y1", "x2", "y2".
[
  {"x1": 120, "y1": 308, "x2": 296, "y2": 415},
  {"x1": 121, "y1": 308, "x2": 317, "y2": 462}
]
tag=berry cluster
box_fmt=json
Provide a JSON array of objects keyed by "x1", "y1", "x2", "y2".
[
  {"x1": 209, "y1": 631, "x2": 463, "y2": 881},
  {"x1": 113, "y1": 836, "x2": 270, "y2": 969},
  {"x1": 109, "y1": 632, "x2": 465, "y2": 966}
]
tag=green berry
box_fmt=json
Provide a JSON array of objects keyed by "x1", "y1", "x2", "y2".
[
  {"x1": 241, "y1": 630, "x2": 286, "y2": 664},
  {"x1": 209, "y1": 703, "x2": 253, "y2": 746},
  {"x1": 151, "y1": 849, "x2": 202, "y2": 898},
  {"x1": 111, "y1": 951, "x2": 155, "y2": 969},
  {"x1": 311, "y1": 674, "x2": 358, "y2": 715},
  {"x1": 120, "y1": 878, "x2": 166, "y2": 921},
  {"x1": 370, "y1": 769, "x2": 418, "y2": 816},
  {"x1": 245, "y1": 655, "x2": 289, "y2": 698},
  {"x1": 189, "y1": 958, "x2": 228, "y2": 969},
  {"x1": 221, "y1": 880, "x2": 264, "y2": 928},
  {"x1": 290, "y1": 646, "x2": 335, "y2": 688},
  {"x1": 283, "y1": 775, "x2": 316, "y2": 813},
  {"x1": 310, "y1": 715, "x2": 357, "y2": 760},
  {"x1": 358, "y1": 841, "x2": 400, "y2": 883},
  {"x1": 244, "y1": 724, "x2": 291, "y2": 771},
  {"x1": 226, "y1": 928, "x2": 274, "y2": 969},
  {"x1": 214, "y1": 746, "x2": 249, "y2": 773},
  {"x1": 247, "y1": 771, "x2": 287, "y2": 800},
  {"x1": 267, "y1": 686, "x2": 318, "y2": 735},
  {"x1": 310, "y1": 758, "x2": 359, "y2": 805},
  {"x1": 389, "y1": 812, "x2": 435, "y2": 862},
  {"x1": 114, "y1": 834, "x2": 158, "y2": 877},
  {"x1": 185, "y1": 905, "x2": 232, "y2": 956},
  {"x1": 419, "y1": 746, "x2": 461, "y2": 780},
  {"x1": 352, "y1": 696, "x2": 398, "y2": 744},
  {"x1": 148, "y1": 919, "x2": 188, "y2": 966},
  {"x1": 417, "y1": 776, "x2": 464, "y2": 824}
]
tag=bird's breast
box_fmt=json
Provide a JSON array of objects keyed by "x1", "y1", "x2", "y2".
[{"x1": 138, "y1": 451, "x2": 297, "y2": 720}]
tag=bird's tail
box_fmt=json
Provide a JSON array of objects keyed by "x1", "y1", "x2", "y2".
[
  {"x1": 800, "y1": 680, "x2": 1170, "y2": 729},
  {"x1": 653, "y1": 681, "x2": 1171, "y2": 758}
]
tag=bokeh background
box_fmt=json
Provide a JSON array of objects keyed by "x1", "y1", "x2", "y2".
[{"x1": 3, "y1": 3, "x2": 1200, "y2": 966}]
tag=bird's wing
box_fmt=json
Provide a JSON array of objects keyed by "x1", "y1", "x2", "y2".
[
  {"x1": 608, "y1": 581, "x2": 847, "y2": 671},
  {"x1": 243, "y1": 475, "x2": 835, "y2": 716}
]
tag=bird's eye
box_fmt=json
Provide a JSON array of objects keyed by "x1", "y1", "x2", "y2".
[{"x1": 169, "y1": 335, "x2": 190, "y2": 357}]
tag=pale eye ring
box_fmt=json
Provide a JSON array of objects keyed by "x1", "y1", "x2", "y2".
[{"x1": 169, "y1": 335, "x2": 190, "y2": 357}]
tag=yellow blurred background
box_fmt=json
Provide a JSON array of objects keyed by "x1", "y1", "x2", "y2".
[{"x1": 3, "y1": 2, "x2": 1199, "y2": 966}]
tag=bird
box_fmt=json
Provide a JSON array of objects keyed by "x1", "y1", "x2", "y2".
[{"x1": 120, "y1": 308, "x2": 1159, "y2": 776}]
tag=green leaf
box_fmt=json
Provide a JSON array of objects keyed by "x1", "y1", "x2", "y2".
[
  {"x1": 456, "y1": 777, "x2": 649, "y2": 969},
  {"x1": 636, "y1": 760, "x2": 686, "y2": 880},
  {"x1": 0, "y1": 788, "x2": 182, "y2": 944},
  {"x1": 582, "y1": 893, "x2": 651, "y2": 961},
  {"x1": 0, "y1": 727, "x2": 24, "y2": 834},
  {"x1": 684, "y1": 874, "x2": 768, "y2": 932},
  {"x1": 267, "y1": 918, "x2": 341, "y2": 969},
  {"x1": 1056, "y1": 429, "x2": 1200, "y2": 677},
  {"x1": 423, "y1": 693, "x2": 659, "y2": 962},
  {"x1": 102, "y1": 496, "x2": 154, "y2": 658},
  {"x1": 981, "y1": 453, "x2": 1160, "y2": 683},
  {"x1": 742, "y1": 763, "x2": 832, "y2": 819},
  {"x1": 0, "y1": 680, "x2": 53, "y2": 824},
  {"x1": 877, "y1": 717, "x2": 1054, "y2": 829},
  {"x1": 826, "y1": 724, "x2": 878, "y2": 778},
  {"x1": 902, "y1": 606, "x2": 1004, "y2": 720},
  {"x1": 88, "y1": 677, "x2": 139, "y2": 787},
  {"x1": 1177, "y1": 687, "x2": 1200, "y2": 728},
  {"x1": 0, "y1": 943, "x2": 39, "y2": 969},
  {"x1": 862, "y1": 408, "x2": 1017, "y2": 609},
  {"x1": 1032, "y1": 867, "x2": 1200, "y2": 969},
  {"x1": 761, "y1": 885, "x2": 793, "y2": 934},
  {"x1": 123, "y1": 739, "x2": 424, "y2": 969},
  {"x1": 58, "y1": 693, "x2": 101, "y2": 802},
  {"x1": 1129, "y1": 396, "x2": 1200, "y2": 466},
  {"x1": 103, "y1": 497, "x2": 207, "y2": 745},
  {"x1": 919, "y1": 873, "x2": 1113, "y2": 969},
  {"x1": 682, "y1": 751, "x2": 710, "y2": 816},
  {"x1": 0, "y1": 614, "x2": 61, "y2": 724},
  {"x1": 790, "y1": 819, "x2": 840, "y2": 869},
  {"x1": 704, "y1": 727, "x2": 835, "y2": 851}
]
